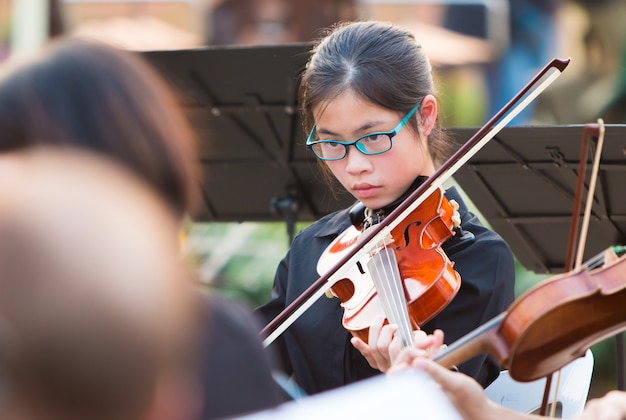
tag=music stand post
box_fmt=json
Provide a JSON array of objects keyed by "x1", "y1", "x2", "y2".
[{"x1": 270, "y1": 186, "x2": 300, "y2": 245}]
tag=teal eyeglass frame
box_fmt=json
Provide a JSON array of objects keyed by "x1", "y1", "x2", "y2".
[{"x1": 306, "y1": 104, "x2": 420, "y2": 161}]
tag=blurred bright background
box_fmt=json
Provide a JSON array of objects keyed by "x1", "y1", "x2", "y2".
[{"x1": 2, "y1": 0, "x2": 626, "y2": 402}]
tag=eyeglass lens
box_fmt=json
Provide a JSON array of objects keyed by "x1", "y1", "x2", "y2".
[{"x1": 312, "y1": 133, "x2": 392, "y2": 160}]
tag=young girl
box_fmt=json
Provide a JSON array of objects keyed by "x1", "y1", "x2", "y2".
[{"x1": 257, "y1": 20, "x2": 516, "y2": 395}]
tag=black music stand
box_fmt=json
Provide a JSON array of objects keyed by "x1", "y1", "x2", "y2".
[
  {"x1": 142, "y1": 46, "x2": 626, "y2": 272},
  {"x1": 447, "y1": 124, "x2": 626, "y2": 275},
  {"x1": 142, "y1": 44, "x2": 356, "y2": 240},
  {"x1": 449, "y1": 124, "x2": 626, "y2": 391}
]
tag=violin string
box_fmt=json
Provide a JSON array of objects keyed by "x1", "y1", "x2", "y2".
[
  {"x1": 368, "y1": 249, "x2": 399, "y2": 340},
  {"x1": 367, "y1": 241, "x2": 414, "y2": 347},
  {"x1": 367, "y1": 250, "x2": 387, "y2": 316},
  {"x1": 365, "y1": 209, "x2": 400, "y2": 339},
  {"x1": 367, "y1": 250, "x2": 396, "y2": 338},
  {"x1": 364, "y1": 210, "x2": 393, "y2": 334},
  {"x1": 364, "y1": 210, "x2": 391, "y2": 332},
  {"x1": 585, "y1": 253, "x2": 606, "y2": 270},
  {"x1": 580, "y1": 245, "x2": 625, "y2": 271},
  {"x1": 380, "y1": 242, "x2": 413, "y2": 347},
  {"x1": 579, "y1": 244, "x2": 626, "y2": 271}
]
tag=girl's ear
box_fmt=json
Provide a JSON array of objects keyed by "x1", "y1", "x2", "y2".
[{"x1": 418, "y1": 95, "x2": 437, "y2": 137}]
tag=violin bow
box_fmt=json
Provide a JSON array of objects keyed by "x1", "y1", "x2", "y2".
[
  {"x1": 261, "y1": 57, "x2": 571, "y2": 348},
  {"x1": 541, "y1": 119, "x2": 607, "y2": 417}
]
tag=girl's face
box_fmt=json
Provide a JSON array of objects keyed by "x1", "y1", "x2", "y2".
[{"x1": 312, "y1": 90, "x2": 436, "y2": 210}]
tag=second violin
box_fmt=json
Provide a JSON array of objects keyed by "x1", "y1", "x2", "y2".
[{"x1": 435, "y1": 247, "x2": 626, "y2": 383}]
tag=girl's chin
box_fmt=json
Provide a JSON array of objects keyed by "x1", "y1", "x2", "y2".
[{"x1": 350, "y1": 189, "x2": 392, "y2": 209}]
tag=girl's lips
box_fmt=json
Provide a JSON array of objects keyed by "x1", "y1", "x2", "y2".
[{"x1": 352, "y1": 184, "x2": 379, "y2": 199}]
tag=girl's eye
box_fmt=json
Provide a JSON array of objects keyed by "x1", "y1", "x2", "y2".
[{"x1": 363, "y1": 134, "x2": 385, "y2": 142}]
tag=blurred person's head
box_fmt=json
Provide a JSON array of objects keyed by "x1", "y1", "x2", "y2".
[
  {"x1": 0, "y1": 147, "x2": 199, "y2": 420},
  {"x1": 0, "y1": 37, "x2": 199, "y2": 217},
  {"x1": 207, "y1": 0, "x2": 357, "y2": 46}
]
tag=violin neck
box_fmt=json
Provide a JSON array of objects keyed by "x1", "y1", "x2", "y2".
[{"x1": 433, "y1": 312, "x2": 508, "y2": 369}]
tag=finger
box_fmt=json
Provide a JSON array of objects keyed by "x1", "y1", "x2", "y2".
[
  {"x1": 390, "y1": 345, "x2": 429, "y2": 370},
  {"x1": 369, "y1": 323, "x2": 398, "y2": 371},
  {"x1": 392, "y1": 347, "x2": 419, "y2": 366},
  {"x1": 389, "y1": 347, "x2": 423, "y2": 373},
  {"x1": 412, "y1": 329, "x2": 427, "y2": 340},
  {"x1": 431, "y1": 329, "x2": 445, "y2": 357},
  {"x1": 388, "y1": 331, "x2": 406, "y2": 365},
  {"x1": 351, "y1": 336, "x2": 369, "y2": 355},
  {"x1": 351, "y1": 336, "x2": 377, "y2": 368},
  {"x1": 350, "y1": 316, "x2": 396, "y2": 370},
  {"x1": 366, "y1": 316, "x2": 386, "y2": 351},
  {"x1": 375, "y1": 323, "x2": 397, "y2": 352},
  {"x1": 410, "y1": 330, "x2": 444, "y2": 360},
  {"x1": 412, "y1": 330, "x2": 435, "y2": 350}
]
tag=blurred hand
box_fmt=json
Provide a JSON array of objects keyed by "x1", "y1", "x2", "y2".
[
  {"x1": 406, "y1": 358, "x2": 536, "y2": 420},
  {"x1": 389, "y1": 328, "x2": 444, "y2": 372},
  {"x1": 415, "y1": 360, "x2": 626, "y2": 420},
  {"x1": 576, "y1": 390, "x2": 626, "y2": 420}
]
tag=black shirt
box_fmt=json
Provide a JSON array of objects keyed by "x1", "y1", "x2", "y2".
[{"x1": 257, "y1": 187, "x2": 516, "y2": 395}]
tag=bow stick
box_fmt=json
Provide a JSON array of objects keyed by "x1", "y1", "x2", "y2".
[{"x1": 261, "y1": 57, "x2": 571, "y2": 348}]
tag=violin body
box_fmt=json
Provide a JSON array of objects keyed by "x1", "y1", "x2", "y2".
[
  {"x1": 317, "y1": 188, "x2": 462, "y2": 343},
  {"x1": 503, "y1": 253, "x2": 626, "y2": 381}
]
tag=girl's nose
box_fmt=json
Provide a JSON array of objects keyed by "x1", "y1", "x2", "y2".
[{"x1": 344, "y1": 145, "x2": 372, "y2": 174}]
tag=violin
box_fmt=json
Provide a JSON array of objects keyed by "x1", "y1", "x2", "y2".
[
  {"x1": 434, "y1": 247, "x2": 626, "y2": 382},
  {"x1": 318, "y1": 187, "x2": 461, "y2": 345}
]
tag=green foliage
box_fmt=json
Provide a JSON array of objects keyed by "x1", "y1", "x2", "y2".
[{"x1": 186, "y1": 221, "x2": 310, "y2": 308}]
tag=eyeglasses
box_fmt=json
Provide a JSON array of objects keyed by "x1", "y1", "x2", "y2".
[{"x1": 306, "y1": 104, "x2": 420, "y2": 161}]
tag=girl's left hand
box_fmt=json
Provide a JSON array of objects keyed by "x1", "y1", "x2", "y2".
[{"x1": 351, "y1": 317, "x2": 444, "y2": 372}]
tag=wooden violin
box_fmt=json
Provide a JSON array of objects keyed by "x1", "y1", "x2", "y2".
[
  {"x1": 435, "y1": 246, "x2": 626, "y2": 382},
  {"x1": 318, "y1": 187, "x2": 461, "y2": 345}
]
